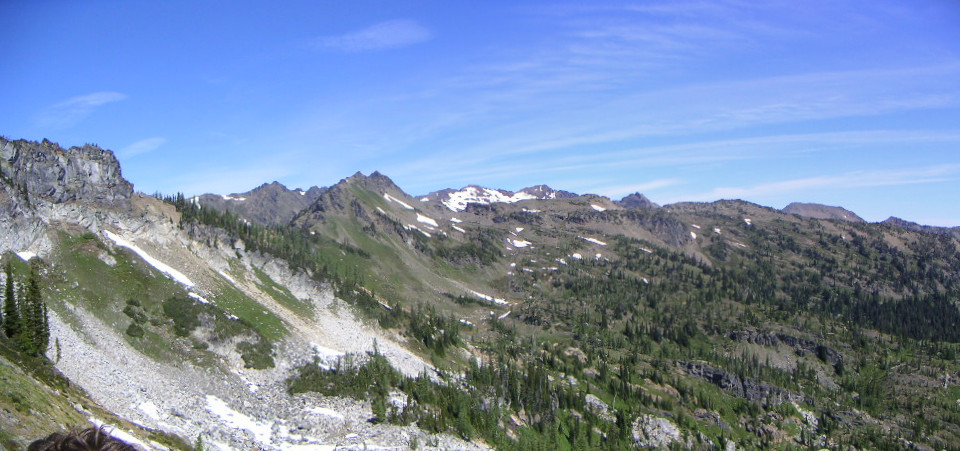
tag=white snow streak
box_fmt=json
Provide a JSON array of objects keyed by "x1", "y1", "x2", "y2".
[
  {"x1": 580, "y1": 236, "x2": 607, "y2": 246},
  {"x1": 416, "y1": 213, "x2": 439, "y2": 227},
  {"x1": 571, "y1": 253, "x2": 583, "y2": 260},
  {"x1": 744, "y1": 218, "x2": 753, "y2": 226},
  {"x1": 591, "y1": 204, "x2": 606, "y2": 212},
  {"x1": 451, "y1": 225, "x2": 466, "y2": 233},
  {"x1": 690, "y1": 232, "x2": 697, "y2": 239},
  {"x1": 450, "y1": 217, "x2": 462, "y2": 223},
  {"x1": 103, "y1": 231, "x2": 195, "y2": 287},
  {"x1": 188, "y1": 292, "x2": 210, "y2": 304},
  {"x1": 470, "y1": 290, "x2": 510, "y2": 305},
  {"x1": 404, "y1": 224, "x2": 431, "y2": 238},
  {"x1": 383, "y1": 193, "x2": 414, "y2": 210},
  {"x1": 218, "y1": 270, "x2": 238, "y2": 286}
]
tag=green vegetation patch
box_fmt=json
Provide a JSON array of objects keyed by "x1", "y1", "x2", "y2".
[{"x1": 161, "y1": 295, "x2": 274, "y2": 369}]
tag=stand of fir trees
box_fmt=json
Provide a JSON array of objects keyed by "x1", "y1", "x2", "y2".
[{"x1": 1, "y1": 261, "x2": 50, "y2": 357}]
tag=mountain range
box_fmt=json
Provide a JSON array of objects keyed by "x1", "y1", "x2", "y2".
[{"x1": 2, "y1": 136, "x2": 960, "y2": 450}]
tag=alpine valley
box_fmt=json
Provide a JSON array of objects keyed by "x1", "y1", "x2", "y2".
[{"x1": 3, "y1": 136, "x2": 960, "y2": 450}]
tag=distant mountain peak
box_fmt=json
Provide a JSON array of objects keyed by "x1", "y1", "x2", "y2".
[
  {"x1": 618, "y1": 192, "x2": 659, "y2": 210},
  {"x1": 782, "y1": 202, "x2": 864, "y2": 222}
]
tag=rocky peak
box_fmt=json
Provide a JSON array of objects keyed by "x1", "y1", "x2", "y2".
[
  {"x1": 618, "y1": 192, "x2": 659, "y2": 210},
  {"x1": 517, "y1": 185, "x2": 577, "y2": 200},
  {"x1": 0, "y1": 137, "x2": 133, "y2": 206}
]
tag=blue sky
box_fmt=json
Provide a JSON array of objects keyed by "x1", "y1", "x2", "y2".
[{"x1": 2, "y1": 1, "x2": 960, "y2": 226}]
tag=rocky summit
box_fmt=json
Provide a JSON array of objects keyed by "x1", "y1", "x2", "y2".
[{"x1": 2, "y1": 137, "x2": 960, "y2": 450}]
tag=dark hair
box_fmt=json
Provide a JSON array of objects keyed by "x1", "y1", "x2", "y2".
[{"x1": 27, "y1": 426, "x2": 138, "y2": 451}]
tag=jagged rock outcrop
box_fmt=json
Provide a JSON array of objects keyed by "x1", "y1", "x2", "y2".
[
  {"x1": 632, "y1": 414, "x2": 685, "y2": 449},
  {"x1": 0, "y1": 137, "x2": 133, "y2": 206},
  {"x1": 680, "y1": 361, "x2": 813, "y2": 406},
  {"x1": 0, "y1": 138, "x2": 135, "y2": 257},
  {"x1": 783, "y1": 202, "x2": 863, "y2": 222}
]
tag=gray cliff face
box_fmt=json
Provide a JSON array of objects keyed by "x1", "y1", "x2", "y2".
[
  {"x1": 0, "y1": 137, "x2": 133, "y2": 206},
  {"x1": 0, "y1": 138, "x2": 135, "y2": 256}
]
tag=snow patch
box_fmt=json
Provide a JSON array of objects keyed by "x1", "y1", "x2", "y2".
[
  {"x1": 690, "y1": 231, "x2": 697, "y2": 239},
  {"x1": 103, "y1": 231, "x2": 195, "y2": 287},
  {"x1": 459, "y1": 319, "x2": 475, "y2": 327},
  {"x1": 383, "y1": 193, "x2": 414, "y2": 210},
  {"x1": 311, "y1": 343, "x2": 346, "y2": 369},
  {"x1": 470, "y1": 290, "x2": 510, "y2": 305},
  {"x1": 640, "y1": 247, "x2": 653, "y2": 254},
  {"x1": 451, "y1": 225, "x2": 466, "y2": 233},
  {"x1": 442, "y1": 186, "x2": 539, "y2": 212},
  {"x1": 744, "y1": 218, "x2": 753, "y2": 225},
  {"x1": 205, "y1": 395, "x2": 273, "y2": 445},
  {"x1": 713, "y1": 227, "x2": 721, "y2": 234},
  {"x1": 580, "y1": 236, "x2": 607, "y2": 246},
  {"x1": 15, "y1": 251, "x2": 36, "y2": 261},
  {"x1": 137, "y1": 401, "x2": 162, "y2": 421},
  {"x1": 498, "y1": 311, "x2": 511, "y2": 320},
  {"x1": 591, "y1": 204, "x2": 606, "y2": 212},
  {"x1": 188, "y1": 292, "x2": 210, "y2": 304},
  {"x1": 450, "y1": 217, "x2": 462, "y2": 223},
  {"x1": 416, "y1": 213, "x2": 439, "y2": 227},
  {"x1": 571, "y1": 253, "x2": 583, "y2": 260},
  {"x1": 298, "y1": 190, "x2": 306, "y2": 196},
  {"x1": 515, "y1": 227, "x2": 524, "y2": 233},
  {"x1": 221, "y1": 195, "x2": 246, "y2": 201},
  {"x1": 509, "y1": 239, "x2": 532, "y2": 248},
  {"x1": 420, "y1": 197, "x2": 429, "y2": 202},
  {"x1": 691, "y1": 224, "x2": 701, "y2": 229}
]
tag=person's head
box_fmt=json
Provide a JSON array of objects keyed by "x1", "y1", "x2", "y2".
[{"x1": 27, "y1": 426, "x2": 137, "y2": 451}]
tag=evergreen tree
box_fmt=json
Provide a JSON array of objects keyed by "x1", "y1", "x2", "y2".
[
  {"x1": 2, "y1": 262, "x2": 18, "y2": 339},
  {"x1": 19, "y1": 265, "x2": 43, "y2": 355}
]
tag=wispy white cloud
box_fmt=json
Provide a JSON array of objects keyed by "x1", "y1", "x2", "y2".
[
  {"x1": 673, "y1": 164, "x2": 960, "y2": 203},
  {"x1": 37, "y1": 92, "x2": 127, "y2": 129},
  {"x1": 119, "y1": 137, "x2": 166, "y2": 159},
  {"x1": 315, "y1": 20, "x2": 431, "y2": 52}
]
